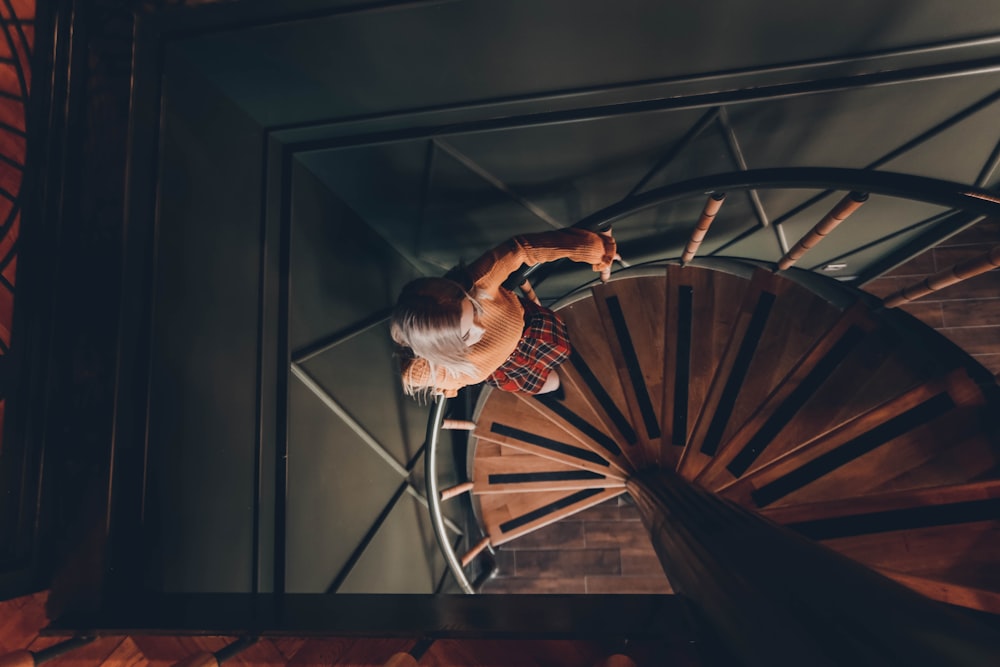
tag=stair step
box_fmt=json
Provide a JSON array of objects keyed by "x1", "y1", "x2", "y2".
[
  {"x1": 872, "y1": 569, "x2": 1000, "y2": 616},
  {"x1": 473, "y1": 390, "x2": 626, "y2": 476},
  {"x1": 479, "y1": 487, "x2": 626, "y2": 546},
  {"x1": 660, "y1": 265, "x2": 751, "y2": 468},
  {"x1": 725, "y1": 335, "x2": 927, "y2": 483},
  {"x1": 820, "y1": 519, "x2": 1000, "y2": 603},
  {"x1": 556, "y1": 296, "x2": 644, "y2": 470},
  {"x1": 696, "y1": 305, "x2": 874, "y2": 490},
  {"x1": 759, "y1": 478, "x2": 1000, "y2": 526},
  {"x1": 719, "y1": 372, "x2": 988, "y2": 509},
  {"x1": 473, "y1": 452, "x2": 625, "y2": 494},
  {"x1": 678, "y1": 270, "x2": 801, "y2": 478},
  {"x1": 592, "y1": 274, "x2": 668, "y2": 468},
  {"x1": 517, "y1": 384, "x2": 636, "y2": 475}
]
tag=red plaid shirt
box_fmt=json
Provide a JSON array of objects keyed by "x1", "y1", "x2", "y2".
[{"x1": 486, "y1": 299, "x2": 571, "y2": 394}]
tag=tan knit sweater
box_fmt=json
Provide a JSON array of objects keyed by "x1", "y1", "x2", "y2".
[{"x1": 402, "y1": 229, "x2": 615, "y2": 397}]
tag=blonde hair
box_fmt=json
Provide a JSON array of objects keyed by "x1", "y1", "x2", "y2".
[{"x1": 391, "y1": 277, "x2": 483, "y2": 397}]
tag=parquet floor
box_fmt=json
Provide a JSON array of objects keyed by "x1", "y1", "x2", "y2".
[
  {"x1": 0, "y1": 591, "x2": 699, "y2": 666},
  {"x1": 480, "y1": 497, "x2": 670, "y2": 595},
  {"x1": 864, "y1": 217, "x2": 1000, "y2": 375}
]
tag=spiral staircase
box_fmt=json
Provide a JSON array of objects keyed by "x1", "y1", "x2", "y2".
[{"x1": 430, "y1": 240, "x2": 1000, "y2": 616}]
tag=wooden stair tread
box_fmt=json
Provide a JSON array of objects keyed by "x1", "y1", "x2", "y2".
[
  {"x1": 737, "y1": 337, "x2": 927, "y2": 479},
  {"x1": 515, "y1": 384, "x2": 636, "y2": 475},
  {"x1": 714, "y1": 275, "x2": 844, "y2": 446},
  {"x1": 768, "y1": 378, "x2": 991, "y2": 506},
  {"x1": 873, "y1": 568, "x2": 1000, "y2": 615},
  {"x1": 678, "y1": 269, "x2": 789, "y2": 478},
  {"x1": 694, "y1": 305, "x2": 868, "y2": 488},
  {"x1": 557, "y1": 296, "x2": 644, "y2": 470},
  {"x1": 821, "y1": 519, "x2": 1000, "y2": 594},
  {"x1": 760, "y1": 478, "x2": 1000, "y2": 525},
  {"x1": 697, "y1": 313, "x2": 925, "y2": 490},
  {"x1": 682, "y1": 270, "x2": 845, "y2": 480},
  {"x1": 719, "y1": 372, "x2": 990, "y2": 509},
  {"x1": 473, "y1": 389, "x2": 626, "y2": 476},
  {"x1": 592, "y1": 274, "x2": 668, "y2": 467},
  {"x1": 473, "y1": 452, "x2": 626, "y2": 494},
  {"x1": 661, "y1": 265, "x2": 751, "y2": 467},
  {"x1": 478, "y1": 487, "x2": 626, "y2": 546}
]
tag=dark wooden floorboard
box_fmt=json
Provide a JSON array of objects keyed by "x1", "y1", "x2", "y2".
[{"x1": 863, "y1": 219, "x2": 1000, "y2": 380}]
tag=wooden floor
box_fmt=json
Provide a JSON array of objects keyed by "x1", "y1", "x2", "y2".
[
  {"x1": 480, "y1": 497, "x2": 671, "y2": 595},
  {"x1": 863, "y1": 217, "x2": 1000, "y2": 375},
  {"x1": 0, "y1": 592, "x2": 699, "y2": 667}
]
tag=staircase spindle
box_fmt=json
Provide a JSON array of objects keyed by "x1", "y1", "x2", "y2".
[
  {"x1": 883, "y1": 243, "x2": 1000, "y2": 307},
  {"x1": 440, "y1": 481, "x2": 474, "y2": 501},
  {"x1": 441, "y1": 419, "x2": 476, "y2": 430},
  {"x1": 777, "y1": 191, "x2": 868, "y2": 270},
  {"x1": 681, "y1": 193, "x2": 726, "y2": 264},
  {"x1": 460, "y1": 536, "x2": 491, "y2": 567}
]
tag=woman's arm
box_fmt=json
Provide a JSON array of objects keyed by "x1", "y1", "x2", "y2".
[
  {"x1": 400, "y1": 356, "x2": 461, "y2": 398},
  {"x1": 466, "y1": 228, "x2": 617, "y2": 293}
]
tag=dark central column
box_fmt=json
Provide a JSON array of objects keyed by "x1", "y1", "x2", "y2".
[{"x1": 627, "y1": 468, "x2": 1000, "y2": 667}]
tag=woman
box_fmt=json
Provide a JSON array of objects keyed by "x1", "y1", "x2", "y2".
[{"x1": 391, "y1": 228, "x2": 618, "y2": 399}]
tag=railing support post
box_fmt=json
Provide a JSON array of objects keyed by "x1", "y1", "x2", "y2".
[
  {"x1": 682, "y1": 193, "x2": 726, "y2": 264},
  {"x1": 626, "y1": 468, "x2": 1000, "y2": 666},
  {"x1": 777, "y1": 191, "x2": 868, "y2": 270},
  {"x1": 883, "y1": 241, "x2": 1000, "y2": 307}
]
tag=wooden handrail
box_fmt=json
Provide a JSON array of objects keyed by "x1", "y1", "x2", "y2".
[
  {"x1": 681, "y1": 192, "x2": 726, "y2": 264},
  {"x1": 440, "y1": 481, "x2": 474, "y2": 501},
  {"x1": 883, "y1": 243, "x2": 1000, "y2": 307},
  {"x1": 777, "y1": 191, "x2": 868, "y2": 270},
  {"x1": 460, "y1": 536, "x2": 491, "y2": 567}
]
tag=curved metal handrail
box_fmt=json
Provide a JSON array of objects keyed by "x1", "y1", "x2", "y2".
[
  {"x1": 423, "y1": 395, "x2": 477, "y2": 594},
  {"x1": 424, "y1": 166, "x2": 1000, "y2": 593},
  {"x1": 508, "y1": 166, "x2": 1000, "y2": 288},
  {"x1": 581, "y1": 167, "x2": 1000, "y2": 226}
]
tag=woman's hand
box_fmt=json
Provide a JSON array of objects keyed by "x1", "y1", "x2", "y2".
[{"x1": 593, "y1": 229, "x2": 621, "y2": 282}]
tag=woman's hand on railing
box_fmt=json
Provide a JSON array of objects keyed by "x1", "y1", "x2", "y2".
[{"x1": 594, "y1": 229, "x2": 621, "y2": 282}]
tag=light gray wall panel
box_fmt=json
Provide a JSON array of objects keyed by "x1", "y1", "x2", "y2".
[
  {"x1": 300, "y1": 324, "x2": 427, "y2": 469},
  {"x1": 337, "y1": 493, "x2": 449, "y2": 594},
  {"x1": 285, "y1": 374, "x2": 407, "y2": 593}
]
